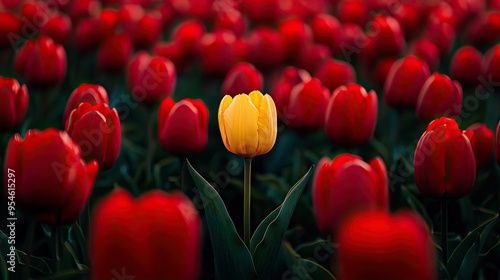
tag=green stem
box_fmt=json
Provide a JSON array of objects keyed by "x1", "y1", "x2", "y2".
[
  {"x1": 243, "y1": 157, "x2": 253, "y2": 248},
  {"x1": 146, "y1": 108, "x2": 156, "y2": 184},
  {"x1": 180, "y1": 157, "x2": 186, "y2": 192},
  {"x1": 22, "y1": 220, "x2": 36, "y2": 279},
  {"x1": 53, "y1": 225, "x2": 60, "y2": 272},
  {"x1": 441, "y1": 197, "x2": 448, "y2": 268}
]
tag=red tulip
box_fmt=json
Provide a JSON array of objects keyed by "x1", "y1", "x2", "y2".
[
  {"x1": 153, "y1": 41, "x2": 189, "y2": 72},
  {"x1": 367, "y1": 57, "x2": 397, "y2": 89},
  {"x1": 339, "y1": 23, "x2": 365, "y2": 62},
  {"x1": 14, "y1": 36, "x2": 66, "y2": 89},
  {"x1": 464, "y1": 123, "x2": 494, "y2": 169},
  {"x1": 74, "y1": 10, "x2": 120, "y2": 53},
  {"x1": 428, "y1": 2, "x2": 458, "y2": 30},
  {"x1": 172, "y1": 19, "x2": 205, "y2": 59},
  {"x1": 128, "y1": 51, "x2": 176, "y2": 104},
  {"x1": 63, "y1": 84, "x2": 109, "y2": 125},
  {"x1": 392, "y1": 4, "x2": 422, "y2": 39},
  {"x1": 313, "y1": 154, "x2": 388, "y2": 235},
  {"x1": 384, "y1": 55, "x2": 430, "y2": 110},
  {"x1": 416, "y1": 73, "x2": 463, "y2": 121},
  {"x1": 90, "y1": 189, "x2": 201, "y2": 280},
  {"x1": 97, "y1": 33, "x2": 133, "y2": 73},
  {"x1": 246, "y1": 27, "x2": 284, "y2": 70},
  {"x1": 40, "y1": 14, "x2": 72, "y2": 45},
  {"x1": 450, "y1": 46, "x2": 482, "y2": 88},
  {"x1": 361, "y1": 16, "x2": 405, "y2": 66},
  {"x1": 158, "y1": 98, "x2": 208, "y2": 155},
  {"x1": 325, "y1": 84, "x2": 377, "y2": 147},
  {"x1": 214, "y1": 9, "x2": 246, "y2": 37},
  {"x1": 66, "y1": 0, "x2": 101, "y2": 23},
  {"x1": 271, "y1": 66, "x2": 311, "y2": 120},
  {"x1": 424, "y1": 18, "x2": 455, "y2": 56},
  {"x1": 314, "y1": 59, "x2": 356, "y2": 93},
  {"x1": 496, "y1": 121, "x2": 500, "y2": 165},
  {"x1": 296, "y1": 44, "x2": 331, "y2": 74},
  {"x1": 414, "y1": 117, "x2": 476, "y2": 198},
  {"x1": 240, "y1": 0, "x2": 279, "y2": 24},
  {"x1": 464, "y1": 11, "x2": 500, "y2": 49},
  {"x1": 0, "y1": 12, "x2": 21, "y2": 49},
  {"x1": 408, "y1": 39, "x2": 440, "y2": 71},
  {"x1": 336, "y1": 0, "x2": 369, "y2": 26},
  {"x1": 200, "y1": 30, "x2": 239, "y2": 76},
  {"x1": 338, "y1": 211, "x2": 437, "y2": 280},
  {"x1": 311, "y1": 14, "x2": 343, "y2": 56},
  {"x1": 65, "y1": 103, "x2": 122, "y2": 170},
  {"x1": 483, "y1": 44, "x2": 500, "y2": 88},
  {"x1": 0, "y1": 77, "x2": 28, "y2": 130},
  {"x1": 278, "y1": 17, "x2": 312, "y2": 61},
  {"x1": 121, "y1": 5, "x2": 162, "y2": 49},
  {"x1": 222, "y1": 62, "x2": 263, "y2": 97},
  {"x1": 3, "y1": 129, "x2": 98, "y2": 224},
  {"x1": 279, "y1": 78, "x2": 330, "y2": 131}
]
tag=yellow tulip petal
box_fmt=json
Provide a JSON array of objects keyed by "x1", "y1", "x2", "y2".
[
  {"x1": 256, "y1": 94, "x2": 278, "y2": 155},
  {"x1": 218, "y1": 95, "x2": 234, "y2": 151},
  {"x1": 223, "y1": 94, "x2": 259, "y2": 157},
  {"x1": 249, "y1": 90, "x2": 264, "y2": 109}
]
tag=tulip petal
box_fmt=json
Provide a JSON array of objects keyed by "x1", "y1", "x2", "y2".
[
  {"x1": 445, "y1": 134, "x2": 476, "y2": 198},
  {"x1": 218, "y1": 95, "x2": 233, "y2": 151},
  {"x1": 369, "y1": 157, "x2": 389, "y2": 210},
  {"x1": 223, "y1": 94, "x2": 259, "y2": 157},
  {"x1": 414, "y1": 131, "x2": 446, "y2": 197},
  {"x1": 255, "y1": 94, "x2": 277, "y2": 156}
]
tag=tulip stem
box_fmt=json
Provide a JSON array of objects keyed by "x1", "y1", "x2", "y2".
[
  {"x1": 22, "y1": 219, "x2": 36, "y2": 279},
  {"x1": 244, "y1": 157, "x2": 253, "y2": 248},
  {"x1": 53, "y1": 225, "x2": 60, "y2": 271},
  {"x1": 441, "y1": 197, "x2": 448, "y2": 268},
  {"x1": 146, "y1": 108, "x2": 156, "y2": 184}
]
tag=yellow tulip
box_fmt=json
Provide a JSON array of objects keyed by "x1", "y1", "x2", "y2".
[{"x1": 218, "y1": 90, "x2": 277, "y2": 157}]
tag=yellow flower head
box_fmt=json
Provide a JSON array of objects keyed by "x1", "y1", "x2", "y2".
[{"x1": 218, "y1": 90, "x2": 277, "y2": 157}]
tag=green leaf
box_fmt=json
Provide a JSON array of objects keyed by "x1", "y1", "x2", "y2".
[
  {"x1": 250, "y1": 166, "x2": 314, "y2": 279},
  {"x1": 282, "y1": 242, "x2": 337, "y2": 280},
  {"x1": 0, "y1": 231, "x2": 11, "y2": 280},
  {"x1": 37, "y1": 269, "x2": 89, "y2": 280},
  {"x1": 457, "y1": 234, "x2": 481, "y2": 280},
  {"x1": 16, "y1": 250, "x2": 53, "y2": 274},
  {"x1": 295, "y1": 238, "x2": 337, "y2": 260},
  {"x1": 68, "y1": 223, "x2": 87, "y2": 263},
  {"x1": 447, "y1": 208, "x2": 498, "y2": 279},
  {"x1": 401, "y1": 185, "x2": 433, "y2": 228},
  {"x1": 186, "y1": 160, "x2": 257, "y2": 280}
]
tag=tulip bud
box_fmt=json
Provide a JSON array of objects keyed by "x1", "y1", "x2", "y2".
[
  {"x1": 246, "y1": 27, "x2": 285, "y2": 70},
  {"x1": 0, "y1": 77, "x2": 28, "y2": 131},
  {"x1": 74, "y1": 10, "x2": 120, "y2": 53},
  {"x1": 4, "y1": 129, "x2": 98, "y2": 224},
  {"x1": 65, "y1": 103, "x2": 122, "y2": 170},
  {"x1": 158, "y1": 98, "x2": 208, "y2": 156},
  {"x1": 428, "y1": 2, "x2": 458, "y2": 30},
  {"x1": 240, "y1": 0, "x2": 279, "y2": 24},
  {"x1": 482, "y1": 44, "x2": 500, "y2": 89},
  {"x1": 325, "y1": 84, "x2": 378, "y2": 147},
  {"x1": 363, "y1": 16, "x2": 405, "y2": 61},
  {"x1": 14, "y1": 36, "x2": 66, "y2": 89},
  {"x1": 40, "y1": 14, "x2": 72, "y2": 45},
  {"x1": 91, "y1": 189, "x2": 201, "y2": 280},
  {"x1": 414, "y1": 117, "x2": 476, "y2": 198},
  {"x1": 367, "y1": 57, "x2": 397, "y2": 89},
  {"x1": 296, "y1": 44, "x2": 331, "y2": 74},
  {"x1": 315, "y1": 59, "x2": 356, "y2": 93},
  {"x1": 313, "y1": 154, "x2": 388, "y2": 236},
  {"x1": 338, "y1": 211, "x2": 437, "y2": 280},
  {"x1": 219, "y1": 91, "x2": 277, "y2": 157},
  {"x1": 416, "y1": 73, "x2": 463, "y2": 121},
  {"x1": 384, "y1": 55, "x2": 430, "y2": 110},
  {"x1": 222, "y1": 62, "x2": 263, "y2": 97},
  {"x1": 122, "y1": 7, "x2": 162, "y2": 49},
  {"x1": 200, "y1": 30, "x2": 240, "y2": 76},
  {"x1": 0, "y1": 12, "x2": 22, "y2": 50},
  {"x1": 278, "y1": 17, "x2": 313, "y2": 61},
  {"x1": 450, "y1": 46, "x2": 482, "y2": 88},
  {"x1": 172, "y1": 19, "x2": 205, "y2": 59},
  {"x1": 464, "y1": 123, "x2": 494, "y2": 169},
  {"x1": 496, "y1": 120, "x2": 500, "y2": 165},
  {"x1": 98, "y1": 33, "x2": 133, "y2": 73},
  {"x1": 214, "y1": 9, "x2": 246, "y2": 37},
  {"x1": 392, "y1": 4, "x2": 422, "y2": 39},
  {"x1": 279, "y1": 78, "x2": 330, "y2": 131},
  {"x1": 66, "y1": 0, "x2": 101, "y2": 22},
  {"x1": 154, "y1": 41, "x2": 189, "y2": 72},
  {"x1": 128, "y1": 51, "x2": 176, "y2": 104},
  {"x1": 424, "y1": 19, "x2": 455, "y2": 56},
  {"x1": 464, "y1": 11, "x2": 500, "y2": 49},
  {"x1": 408, "y1": 39, "x2": 440, "y2": 71},
  {"x1": 271, "y1": 67, "x2": 311, "y2": 119},
  {"x1": 336, "y1": 0, "x2": 369, "y2": 26},
  {"x1": 63, "y1": 84, "x2": 109, "y2": 125},
  {"x1": 311, "y1": 14, "x2": 343, "y2": 56},
  {"x1": 339, "y1": 23, "x2": 365, "y2": 62}
]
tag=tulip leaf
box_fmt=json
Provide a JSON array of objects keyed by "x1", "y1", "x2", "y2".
[
  {"x1": 250, "y1": 165, "x2": 314, "y2": 279},
  {"x1": 16, "y1": 250, "x2": 53, "y2": 274},
  {"x1": 186, "y1": 160, "x2": 257, "y2": 280},
  {"x1": 295, "y1": 237, "x2": 337, "y2": 260},
  {"x1": 447, "y1": 208, "x2": 498, "y2": 280},
  {"x1": 282, "y1": 241, "x2": 337, "y2": 280},
  {"x1": 456, "y1": 234, "x2": 481, "y2": 280}
]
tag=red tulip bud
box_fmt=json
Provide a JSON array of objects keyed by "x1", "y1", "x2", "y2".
[
  {"x1": 338, "y1": 211, "x2": 437, "y2": 280},
  {"x1": 392, "y1": 4, "x2": 422, "y2": 39},
  {"x1": 296, "y1": 44, "x2": 331, "y2": 74},
  {"x1": 336, "y1": 0, "x2": 369, "y2": 26},
  {"x1": 0, "y1": 77, "x2": 28, "y2": 130},
  {"x1": 368, "y1": 57, "x2": 397, "y2": 89},
  {"x1": 315, "y1": 59, "x2": 356, "y2": 93},
  {"x1": 408, "y1": 39, "x2": 440, "y2": 71},
  {"x1": 241, "y1": 0, "x2": 279, "y2": 24},
  {"x1": 222, "y1": 62, "x2": 263, "y2": 97},
  {"x1": 278, "y1": 17, "x2": 313, "y2": 61},
  {"x1": 311, "y1": 14, "x2": 343, "y2": 56},
  {"x1": 450, "y1": 46, "x2": 482, "y2": 88},
  {"x1": 424, "y1": 18, "x2": 455, "y2": 56},
  {"x1": 384, "y1": 55, "x2": 430, "y2": 110},
  {"x1": 416, "y1": 73, "x2": 463, "y2": 121},
  {"x1": 66, "y1": 0, "x2": 101, "y2": 23},
  {"x1": 128, "y1": 51, "x2": 177, "y2": 104},
  {"x1": 97, "y1": 33, "x2": 133, "y2": 73},
  {"x1": 40, "y1": 14, "x2": 72, "y2": 45},
  {"x1": 214, "y1": 9, "x2": 246, "y2": 37},
  {"x1": 464, "y1": 123, "x2": 494, "y2": 169},
  {"x1": 464, "y1": 11, "x2": 500, "y2": 49},
  {"x1": 121, "y1": 5, "x2": 162, "y2": 49},
  {"x1": 90, "y1": 189, "x2": 201, "y2": 280},
  {"x1": 271, "y1": 66, "x2": 311, "y2": 120},
  {"x1": 63, "y1": 84, "x2": 109, "y2": 125},
  {"x1": 482, "y1": 43, "x2": 500, "y2": 89},
  {"x1": 65, "y1": 103, "x2": 122, "y2": 170},
  {"x1": 14, "y1": 36, "x2": 66, "y2": 89},
  {"x1": 74, "y1": 10, "x2": 120, "y2": 53},
  {"x1": 313, "y1": 154, "x2": 388, "y2": 236},
  {"x1": 153, "y1": 41, "x2": 189, "y2": 72},
  {"x1": 325, "y1": 84, "x2": 378, "y2": 146},
  {"x1": 4, "y1": 129, "x2": 98, "y2": 224},
  {"x1": 414, "y1": 117, "x2": 476, "y2": 198},
  {"x1": 0, "y1": 12, "x2": 21, "y2": 50},
  {"x1": 246, "y1": 27, "x2": 284, "y2": 70},
  {"x1": 200, "y1": 30, "x2": 240, "y2": 76},
  {"x1": 428, "y1": 2, "x2": 458, "y2": 30},
  {"x1": 158, "y1": 98, "x2": 209, "y2": 156},
  {"x1": 173, "y1": 19, "x2": 205, "y2": 59}
]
